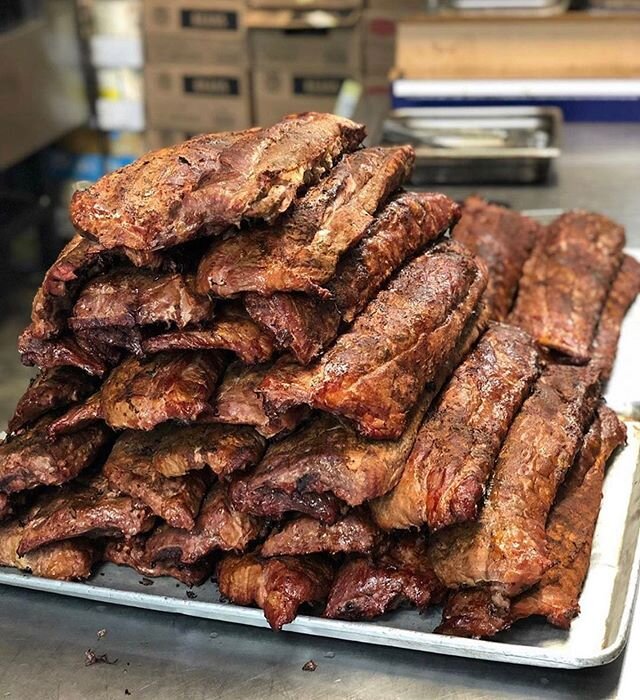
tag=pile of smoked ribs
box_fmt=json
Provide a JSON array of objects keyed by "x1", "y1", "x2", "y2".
[{"x1": 1, "y1": 113, "x2": 639, "y2": 639}]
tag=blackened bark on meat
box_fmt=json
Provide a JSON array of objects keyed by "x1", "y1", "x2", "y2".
[
  {"x1": 260, "y1": 241, "x2": 488, "y2": 440},
  {"x1": 69, "y1": 269, "x2": 213, "y2": 332},
  {"x1": 244, "y1": 293, "x2": 340, "y2": 365},
  {"x1": 103, "y1": 430, "x2": 210, "y2": 529},
  {"x1": 8, "y1": 367, "x2": 97, "y2": 434},
  {"x1": 71, "y1": 114, "x2": 366, "y2": 251},
  {"x1": 49, "y1": 352, "x2": 224, "y2": 434},
  {"x1": 0, "y1": 415, "x2": 110, "y2": 493},
  {"x1": 371, "y1": 323, "x2": 540, "y2": 531},
  {"x1": 232, "y1": 304, "x2": 489, "y2": 521},
  {"x1": 590, "y1": 255, "x2": 640, "y2": 382},
  {"x1": 142, "y1": 305, "x2": 275, "y2": 364},
  {"x1": 18, "y1": 328, "x2": 112, "y2": 376},
  {"x1": 104, "y1": 535, "x2": 213, "y2": 586},
  {"x1": 510, "y1": 210, "x2": 625, "y2": 363},
  {"x1": 196, "y1": 146, "x2": 414, "y2": 297},
  {"x1": 430, "y1": 364, "x2": 602, "y2": 597},
  {"x1": 145, "y1": 483, "x2": 263, "y2": 564},
  {"x1": 217, "y1": 551, "x2": 334, "y2": 630},
  {"x1": 452, "y1": 196, "x2": 540, "y2": 321},
  {"x1": 325, "y1": 534, "x2": 445, "y2": 620},
  {"x1": 17, "y1": 474, "x2": 155, "y2": 555},
  {"x1": 261, "y1": 509, "x2": 381, "y2": 557}
]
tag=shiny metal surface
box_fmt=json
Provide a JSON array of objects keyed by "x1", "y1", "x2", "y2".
[
  {"x1": 383, "y1": 107, "x2": 561, "y2": 185},
  {"x1": 1, "y1": 122, "x2": 640, "y2": 698}
]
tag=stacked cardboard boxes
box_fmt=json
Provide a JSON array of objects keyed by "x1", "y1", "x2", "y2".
[
  {"x1": 248, "y1": 0, "x2": 363, "y2": 126},
  {"x1": 143, "y1": 0, "x2": 252, "y2": 145}
]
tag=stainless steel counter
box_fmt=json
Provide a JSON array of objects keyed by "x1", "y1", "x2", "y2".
[{"x1": 1, "y1": 122, "x2": 639, "y2": 700}]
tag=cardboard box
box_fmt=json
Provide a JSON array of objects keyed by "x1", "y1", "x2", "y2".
[
  {"x1": 395, "y1": 15, "x2": 640, "y2": 79},
  {"x1": 145, "y1": 64, "x2": 252, "y2": 132},
  {"x1": 145, "y1": 129, "x2": 192, "y2": 151},
  {"x1": 143, "y1": 0, "x2": 248, "y2": 67},
  {"x1": 252, "y1": 68, "x2": 347, "y2": 126},
  {"x1": 249, "y1": 0, "x2": 362, "y2": 9},
  {"x1": 249, "y1": 9, "x2": 361, "y2": 73},
  {"x1": 361, "y1": 9, "x2": 398, "y2": 78}
]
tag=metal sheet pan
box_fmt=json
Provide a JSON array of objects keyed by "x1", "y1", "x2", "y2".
[
  {"x1": 0, "y1": 247, "x2": 638, "y2": 671},
  {"x1": 382, "y1": 106, "x2": 562, "y2": 185}
]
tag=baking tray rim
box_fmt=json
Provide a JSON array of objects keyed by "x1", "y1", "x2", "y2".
[{"x1": 0, "y1": 421, "x2": 638, "y2": 671}]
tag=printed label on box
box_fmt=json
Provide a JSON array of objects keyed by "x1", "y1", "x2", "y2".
[
  {"x1": 183, "y1": 76, "x2": 240, "y2": 96},
  {"x1": 180, "y1": 9, "x2": 238, "y2": 31}
]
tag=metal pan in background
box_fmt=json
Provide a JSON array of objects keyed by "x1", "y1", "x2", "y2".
[{"x1": 383, "y1": 106, "x2": 562, "y2": 185}]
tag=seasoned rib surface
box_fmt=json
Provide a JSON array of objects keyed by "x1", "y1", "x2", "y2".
[
  {"x1": 244, "y1": 293, "x2": 340, "y2": 365},
  {"x1": 0, "y1": 519, "x2": 98, "y2": 580},
  {"x1": 590, "y1": 254, "x2": 640, "y2": 381},
  {"x1": 18, "y1": 329, "x2": 111, "y2": 376},
  {"x1": 70, "y1": 269, "x2": 212, "y2": 335},
  {"x1": 436, "y1": 405, "x2": 626, "y2": 638},
  {"x1": 49, "y1": 352, "x2": 223, "y2": 434},
  {"x1": 371, "y1": 323, "x2": 540, "y2": 531},
  {"x1": 217, "y1": 552, "x2": 334, "y2": 630},
  {"x1": 329, "y1": 191, "x2": 460, "y2": 323},
  {"x1": 510, "y1": 210, "x2": 625, "y2": 362},
  {"x1": 211, "y1": 361, "x2": 309, "y2": 439},
  {"x1": 261, "y1": 241, "x2": 488, "y2": 439},
  {"x1": 0, "y1": 415, "x2": 110, "y2": 493},
  {"x1": 17, "y1": 474, "x2": 155, "y2": 555},
  {"x1": 232, "y1": 305, "x2": 488, "y2": 521},
  {"x1": 196, "y1": 146, "x2": 414, "y2": 297},
  {"x1": 146, "y1": 483, "x2": 262, "y2": 564},
  {"x1": 509, "y1": 405, "x2": 626, "y2": 628},
  {"x1": 142, "y1": 305, "x2": 275, "y2": 364},
  {"x1": 104, "y1": 535, "x2": 212, "y2": 586},
  {"x1": 103, "y1": 431, "x2": 209, "y2": 530},
  {"x1": 148, "y1": 422, "x2": 265, "y2": 478},
  {"x1": 243, "y1": 191, "x2": 459, "y2": 363},
  {"x1": 261, "y1": 510, "x2": 380, "y2": 557},
  {"x1": 452, "y1": 196, "x2": 540, "y2": 320},
  {"x1": 72, "y1": 114, "x2": 365, "y2": 251},
  {"x1": 431, "y1": 364, "x2": 601, "y2": 596},
  {"x1": 325, "y1": 534, "x2": 445, "y2": 620},
  {"x1": 8, "y1": 367, "x2": 96, "y2": 434}
]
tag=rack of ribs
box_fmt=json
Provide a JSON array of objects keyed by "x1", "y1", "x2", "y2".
[
  {"x1": 104, "y1": 535, "x2": 213, "y2": 586},
  {"x1": 261, "y1": 509, "x2": 381, "y2": 557},
  {"x1": 217, "y1": 552, "x2": 334, "y2": 630},
  {"x1": 141, "y1": 304, "x2": 276, "y2": 364},
  {"x1": 325, "y1": 533, "x2": 445, "y2": 620},
  {"x1": 49, "y1": 351, "x2": 224, "y2": 434},
  {"x1": 452, "y1": 196, "x2": 541, "y2": 321},
  {"x1": 102, "y1": 430, "x2": 211, "y2": 529},
  {"x1": 0, "y1": 518, "x2": 99, "y2": 580},
  {"x1": 371, "y1": 323, "x2": 540, "y2": 531},
  {"x1": 68, "y1": 268, "x2": 213, "y2": 354},
  {"x1": 210, "y1": 361, "x2": 309, "y2": 439},
  {"x1": 231, "y1": 303, "x2": 489, "y2": 522},
  {"x1": 243, "y1": 191, "x2": 460, "y2": 364},
  {"x1": 430, "y1": 364, "x2": 602, "y2": 597},
  {"x1": 510, "y1": 210, "x2": 625, "y2": 363},
  {"x1": 0, "y1": 415, "x2": 110, "y2": 493},
  {"x1": 260, "y1": 241, "x2": 488, "y2": 439},
  {"x1": 71, "y1": 113, "x2": 366, "y2": 251},
  {"x1": 590, "y1": 255, "x2": 640, "y2": 382},
  {"x1": 8, "y1": 367, "x2": 97, "y2": 434},
  {"x1": 436, "y1": 404, "x2": 626, "y2": 637},
  {"x1": 145, "y1": 483, "x2": 263, "y2": 564},
  {"x1": 16, "y1": 474, "x2": 155, "y2": 555},
  {"x1": 147, "y1": 422, "x2": 266, "y2": 479},
  {"x1": 196, "y1": 146, "x2": 414, "y2": 297}
]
